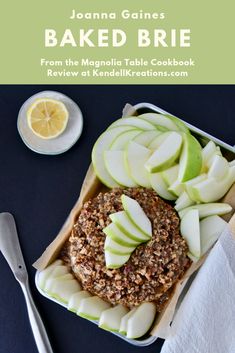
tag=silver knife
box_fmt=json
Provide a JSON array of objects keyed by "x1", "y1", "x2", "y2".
[{"x1": 0, "y1": 212, "x2": 53, "y2": 353}]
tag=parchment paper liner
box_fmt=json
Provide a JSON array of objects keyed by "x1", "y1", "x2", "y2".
[{"x1": 33, "y1": 105, "x2": 235, "y2": 339}]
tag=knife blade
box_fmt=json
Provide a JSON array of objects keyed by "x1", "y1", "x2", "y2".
[
  {"x1": 0, "y1": 212, "x2": 27, "y2": 282},
  {"x1": 0, "y1": 212, "x2": 53, "y2": 353}
]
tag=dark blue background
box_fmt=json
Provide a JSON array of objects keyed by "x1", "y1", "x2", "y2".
[{"x1": 0, "y1": 85, "x2": 234, "y2": 353}]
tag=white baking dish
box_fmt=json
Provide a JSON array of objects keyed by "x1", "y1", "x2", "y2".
[{"x1": 35, "y1": 102, "x2": 235, "y2": 346}]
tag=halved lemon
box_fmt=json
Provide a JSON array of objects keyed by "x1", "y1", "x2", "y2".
[{"x1": 27, "y1": 98, "x2": 69, "y2": 139}]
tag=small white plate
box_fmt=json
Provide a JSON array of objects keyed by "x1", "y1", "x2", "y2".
[{"x1": 17, "y1": 91, "x2": 83, "y2": 155}]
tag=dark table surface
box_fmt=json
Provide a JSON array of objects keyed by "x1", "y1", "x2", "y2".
[{"x1": 0, "y1": 85, "x2": 234, "y2": 353}]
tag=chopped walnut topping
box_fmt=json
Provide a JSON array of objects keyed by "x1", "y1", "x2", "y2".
[{"x1": 61, "y1": 187, "x2": 191, "y2": 311}]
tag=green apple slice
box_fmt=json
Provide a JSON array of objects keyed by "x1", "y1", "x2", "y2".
[
  {"x1": 126, "y1": 302, "x2": 157, "y2": 339},
  {"x1": 68, "y1": 291, "x2": 92, "y2": 313},
  {"x1": 77, "y1": 296, "x2": 111, "y2": 320},
  {"x1": 207, "y1": 146, "x2": 222, "y2": 169},
  {"x1": 110, "y1": 129, "x2": 141, "y2": 150},
  {"x1": 110, "y1": 211, "x2": 150, "y2": 242},
  {"x1": 92, "y1": 126, "x2": 135, "y2": 188},
  {"x1": 43, "y1": 265, "x2": 69, "y2": 292},
  {"x1": 161, "y1": 164, "x2": 179, "y2": 186},
  {"x1": 145, "y1": 132, "x2": 182, "y2": 173},
  {"x1": 45, "y1": 273, "x2": 75, "y2": 293},
  {"x1": 148, "y1": 131, "x2": 172, "y2": 150},
  {"x1": 46, "y1": 278, "x2": 81, "y2": 304},
  {"x1": 104, "y1": 235, "x2": 135, "y2": 255},
  {"x1": 138, "y1": 113, "x2": 179, "y2": 131},
  {"x1": 200, "y1": 216, "x2": 227, "y2": 256},
  {"x1": 180, "y1": 209, "x2": 201, "y2": 259},
  {"x1": 48, "y1": 265, "x2": 69, "y2": 278},
  {"x1": 133, "y1": 130, "x2": 162, "y2": 147},
  {"x1": 109, "y1": 117, "x2": 155, "y2": 130},
  {"x1": 208, "y1": 155, "x2": 229, "y2": 180},
  {"x1": 168, "y1": 180, "x2": 184, "y2": 197},
  {"x1": 178, "y1": 133, "x2": 202, "y2": 182},
  {"x1": 37, "y1": 260, "x2": 63, "y2": 290},
  {"x1": 201, "y1": 141, "x2": 221, "y2": 172},
  {"x1": 105, "y1": 250, "x2": 131, "y2": 269},
  {"x1": 121, "y1": 194, "x2": 152, "y2": 237},
  {"x1": 119, "y1": 308, "x2": 137, "y2": 335},
  {"x1": 229, "y1": 160, "x2": 235, "y2": 167},
  {"x1": 164, "y1": 114, "x2": 189, "y2": 133},
  {"x1": 179, "y1": 202, "x2": 232, "y2": 219},
  {"x1": 150, "y1": 173, "x2": 177, "y2": 201},
  {"x1": 174, "y1": 191, "x2": 195, "y2": 212},
  {"x1": 201, "y1": 141, "x2": 217, "y2": 163},
  {"x1": 184, "y1": 173, "x2": 207, "y2": 201},
  {"x1": 104, "y1": 150, "x2": 137, "y2": 187},
  {"x1": 192, "y1": 166, "x2": 235, "y2": 203},
  {"x1": 103, "y1": 223, "x2": 140, "y2": 247},
  {"x1": 125, "y1": 141, "x2": 152, "y2": 187},
  {"x1": 99, "y1": 304, "x2": 129, "y2": 332}
]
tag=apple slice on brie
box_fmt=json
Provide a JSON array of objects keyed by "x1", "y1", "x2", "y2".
[
  {"x1": 105, "y1": 251, "x2": 131, "y2": 269},
  {"x1": 104, "y1": 235, "x2": 136, "y2": 255},
  {"x1": 103, "y1": 223, "x2": 140, "y2": 247},
  {"x1": 110, "y1": 211, "x2": 150, "y2": 242},
  {"x1": 121, "y1": 194, "x2": 152, "y2": 237}
]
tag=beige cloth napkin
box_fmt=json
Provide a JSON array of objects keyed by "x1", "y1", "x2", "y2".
[{"x1": 160, "y1": 227, "x2": 235, "y2": 353}]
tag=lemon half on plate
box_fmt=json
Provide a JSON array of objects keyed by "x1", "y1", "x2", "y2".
[
  {"x1": 17, "y1": 91, "x2": 83, "y2": 155},
  {"x1": 27, "y1": 98, "x2": 69, "y2": 139}
]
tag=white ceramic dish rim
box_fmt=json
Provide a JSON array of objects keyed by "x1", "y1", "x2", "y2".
[{"x1": 17, "y1": 90, "x2": 84, "y2": 155}]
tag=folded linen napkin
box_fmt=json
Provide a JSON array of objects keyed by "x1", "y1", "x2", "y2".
[{"x1": 160, "y1": 226, "x2": 235, "y2": 353}]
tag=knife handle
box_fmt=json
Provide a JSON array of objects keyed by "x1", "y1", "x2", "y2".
[{"x1": 20, "y1": 281, "x2": 53, "y2": 353}]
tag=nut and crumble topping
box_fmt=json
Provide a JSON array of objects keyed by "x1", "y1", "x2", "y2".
[{"x1": 61, "y1": 187, "x2": 191, "y2": 311}]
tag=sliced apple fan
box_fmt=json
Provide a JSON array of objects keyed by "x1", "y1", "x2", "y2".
[
  {"x1": 91, "y1": 113, "x2": 235, "y2": 211},
  {"x1": 103, "y1": 195, "x2": 152, "y2": 269},
  {"x1": 180, "y1": 209, "x2": 228, "y2": 262},
  {"x1": 38, "y1": 260, "x2": 157, "y2": 338},
  {"x1": 91, "y1": 114, "x2": 234, "y2": 265}
]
